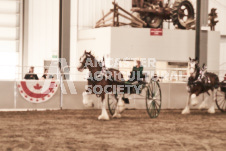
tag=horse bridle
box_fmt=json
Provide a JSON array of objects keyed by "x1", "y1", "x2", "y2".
[
  {"x1": 189, "y1": 66, "x2": 195, "y2": 71},
  {"x1": 188, "y1": 61, "x2": 196, "y2": 71},
  {"x1": 79, "y1": 54, "x2": 92, "y2": 69}
]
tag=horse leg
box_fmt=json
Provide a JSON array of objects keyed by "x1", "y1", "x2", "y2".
[
  {"x1": 113, "y1": 95, "x2": 125, "y2": 118},
  {"x1": 199, "y1": 91, "x2": 210, "y2": 110},
  {"x1": 191, "y1": 93, "x2": 199, "y2": 106},
  {"x1": 112, "y1": 94, "x2": 122, "y2": 118},
  {"x1": 82, "y1": 92, "x2": 94, "y2": 107},
  {"x1": 182, "y1": 94, "x2": 191, "y2": 114},
  {"x1": 98, "y1": 94, "x2": 110, "y2": 120},
  {"x1": 208, "y1": 89, "x2": 216, "y2": 114}
]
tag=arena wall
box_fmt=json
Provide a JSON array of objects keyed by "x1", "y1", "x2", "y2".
[
  {"x1": 77, "y1": 27, "x2": 220, "y2": 68},
  {"x1": 15, "y1": 83, "x2": 61, "y2": 110},
  {"x1": 0, "y1": 81, "x2": 208, "y2": 111},
  {"x1": 0, "y1": 81, "x2": 14, "y2": 109}
]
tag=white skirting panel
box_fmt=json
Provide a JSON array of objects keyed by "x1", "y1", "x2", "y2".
[{"x1": 0, "y1": 80, "x2": 214, "y2": 110}]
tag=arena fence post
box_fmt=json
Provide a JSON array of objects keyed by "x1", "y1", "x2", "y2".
[
  {"x1": 61, "y1": 76, "x2": 63, "y2": 110},
  {"x1": 14, "y1": 80, "x2": 17, "y2": 109}
]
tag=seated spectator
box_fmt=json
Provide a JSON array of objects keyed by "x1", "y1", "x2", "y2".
[
  {"x1": 224, "y1": 74, "x2": 226, "y2": 81},
  {"x1": 41, "y1": 69, "x2": 54, "y2": 80},
  {"x1": 41, "y1": 69, "x2": 48, "y2": 80},
  {"x1": 24, "y1": 66, "x2": 39, "y2": 80}
]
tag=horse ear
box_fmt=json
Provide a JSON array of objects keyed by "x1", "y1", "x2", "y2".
[
  {"x1": 189, "y1": 57, "x2": 191, "y2": 61},
  {"x1": 202, "y1": 63, "x2": 205, "y2": 68},
  {"x1": 85, "y1": 50, "x2": 87, "y2": 53}
]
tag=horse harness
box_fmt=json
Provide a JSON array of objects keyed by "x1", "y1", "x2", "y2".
[{"x1": 187, "y1": 66, "x2": 212, "y2": 94}]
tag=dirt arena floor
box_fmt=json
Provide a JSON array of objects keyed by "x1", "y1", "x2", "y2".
[{"x1": 0, "y1": 110, "x2": 226, "y2": 151}]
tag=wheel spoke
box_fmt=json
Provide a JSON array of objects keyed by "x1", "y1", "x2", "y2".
[
  {"x1": 218, "y1": 98, "x2": 224, "y2": 104},
  {"x1": 108, "y1": 94, "x2": 118, "y2": 115},
  {"x1": 155, "y1": 101, "x2": 160, "y2": 108},
  {"x1": 154, "y1": 90, "x2": 160, "y2": 97},
  {"x1": 221, "y1": 101, "x2": 226, "y2": 109},
  {"x1": 149, "y1": 101, "x2": 158, "y2": 118},
  {"x1": 220, "y1": 99, "x2": 226, "y2": 108},
  {"x1": 148, "y1": 101, "x2": 153, "y2": 110},
  {"x1": 153, "y1": 108, "x2": 156, "y2": 117},
  {"x1": 217, "y1": 95, "x2": 224, "y2": 99},
  {"x1": 152, "y1": 82, "x2": 159, "y2": 97},
  {"x1": 155, "y1": 102, "x2": 160, "y2": 112},
  {"x1": 153, "y1": 109, "x2": 157, "y2": 117},
  {"x1": 152, "y1": 82, "x2": 156, "y2": 95},
  {"x1": 150, "y1": 83, "x2": 153, "y2": 94},
  {"x1": 146, "y1": 81, "x2": 161, "y2": 118}
]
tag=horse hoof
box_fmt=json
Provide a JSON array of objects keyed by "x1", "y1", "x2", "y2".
[
  {"x1": 182, "y1": 108, "x2": 190, "y2": 114},
  {"x1": 113, "y1": 113, "x2": 121, "y2": 118},
  {"x1": 208, "y1": 107, "x2": 215, "y2": 114},
  {"x1": 191, "y1": 94, "x2": 198, "y2": 106},
  {"x1": 98, "y1": 115, "x2": 110, "y2": 120},
  {"x1": 199, "y1": 102, "x2": 208, "y2": 110},
  {"x1": 191, "y1": 100, "x2": 198, "y2": 106}
]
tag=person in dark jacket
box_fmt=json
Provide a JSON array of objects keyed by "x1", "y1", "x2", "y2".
[
  {"x1": 24, "y1": 66, "x2": 39, "y2": 80},
  {"x1": 129, "y1": 60, "x2": 144, "y2": 82}
]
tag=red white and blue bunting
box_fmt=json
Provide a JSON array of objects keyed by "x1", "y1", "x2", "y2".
[{"x1": 17, "y1": 81, "x2": 59, "y2": 103}]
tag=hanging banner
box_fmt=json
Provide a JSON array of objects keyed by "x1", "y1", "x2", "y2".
[
  {"x1": 150, "y1": 28, "x2": 163, "y2": 36},
  {"x1": 17, "y1": 81, "x2": 59, "y2": 103}
]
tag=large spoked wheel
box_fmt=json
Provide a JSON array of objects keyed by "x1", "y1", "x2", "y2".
[
  {"x1": 171, "y1": 0, "x2": 195, "y2": 29},
  {"x1": 146, "y1": 80, "x2": 162, "y2": 118},
  {"x1": 216, "y1": 89, "x2": 226, "y2": 112},
  {"x1": 107, "y1": 94, "x2": 118, "y2": 116}
]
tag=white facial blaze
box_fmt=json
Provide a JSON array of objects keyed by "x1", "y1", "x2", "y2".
[
  {"x1": 189, "y1": 62, "x2": 196, "y2": 74},
  {"x1": 81, "y1": 53, "x2": 86, "y2": 61},
  {"x1": 77, "y1": 63, "x2": 84, "y2": 72},
  {"x1": 77, "y1": 53, "x2": 87, "y2": 71}
]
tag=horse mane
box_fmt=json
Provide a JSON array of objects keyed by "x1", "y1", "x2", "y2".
[{"x1": 194, "y1": 64, "x2": 200, "y2": 80}]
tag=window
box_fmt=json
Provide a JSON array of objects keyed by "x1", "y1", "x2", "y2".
[{"x1": 0, "y1": 0, "x2": 22, "y2": 80}]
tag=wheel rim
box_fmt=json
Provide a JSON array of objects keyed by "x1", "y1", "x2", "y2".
[
  {"x1": 146, "y1": 81, "x2": 162, "y2": 118},
  {"x1": 145, "y1": 15, "x2": 163, "y2": 28},
  {"x1": 178, "y1": 2, "x2": 194, "y2": 27},
  {"x1": 216, "y1": 90, "x2": 226, "y2": 112},
  {"x1": 171, "y1": 0, "x2": 195, "y2": 29},
  {"x1": 107, "y1": 94, "x2": 118, "y2": 115}
]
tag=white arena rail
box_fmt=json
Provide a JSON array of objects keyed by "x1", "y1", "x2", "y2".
[{"x1": 0, "y1": 65, "x2": 226, "y2": 111}]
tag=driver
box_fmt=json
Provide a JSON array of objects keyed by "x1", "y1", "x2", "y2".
[{"x1": 129, "y1": 59, "x2": 144, "y2": 82}]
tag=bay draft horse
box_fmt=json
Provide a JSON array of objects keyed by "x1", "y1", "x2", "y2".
[
  {"x1": 182, "y1": 58, "x2": 219, "y2": 114},
  {"x1": 77, "y1": 51, "x2": 128, "y2": 120}
]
